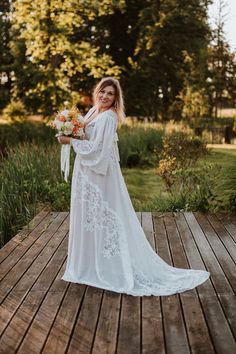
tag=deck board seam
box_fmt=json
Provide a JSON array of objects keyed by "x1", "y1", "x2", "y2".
[
  {"x1": 0, "y1": 211, "x2": 50, "y2": 263},
  {"x1": 40, "y1": 268, "x2": 70, "y2": 353},
  {"x1": 214, "y1": 213, "x2": 236, "y2": 243},
  {"x1": 0, "y1": 212, "x2": 61, "y2": 284},
  {"x1": 0, "y1": 213, "x2": 68, "y2": 303},
  {"x1": 90, "y1": 290, "x2": 105, "y2": 354},
  {"x1": 15, "y1": 252, "x2": 69, "y2": 353},
  {"x1": 65, "y1": 286, "x2": 88, "y2": 353},
  {"x1": 175, "y1": 213, "x2": 218, "y2": 352},
  {"x1": 0, "y1": 230, "x2": 69, "y2": 339},
  {"x1": 115, "y1": 294, "x2": 123, "y2": 354},
  {"x1": 163, "y1": 213, "x2": 190, "y2": 353},
  {"x1": 193, "y1": 213, "x2": 236, "y2": 296},
  {"x1": 184, "y1": 213, "x2": 236, "y2": 345},
  {"x1": 205, "y1": 214, "x2": 236, "y2": 266}
]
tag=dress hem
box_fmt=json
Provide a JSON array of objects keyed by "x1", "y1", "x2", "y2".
[{"x1": 61, "y1": 271, "x2": 210, "y2": 297}]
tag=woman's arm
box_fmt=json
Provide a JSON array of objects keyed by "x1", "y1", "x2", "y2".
[{"x1": 71, "y1": 110, "x2": 117, "y2": 175}]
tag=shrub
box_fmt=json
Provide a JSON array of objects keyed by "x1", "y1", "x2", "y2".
[
  {"x1": 218, "y1": 164, "x2": 236, "y2": 211},
  {"x1": 0, "y1": 121, "x2": 55, "y2": 156},
  {"x1": 157, "y1": 131, "x2": 217, "y2": 211},
  {"x1": 118, "y1": 125, "x2": 164, "y2": 167},
  {"x1": 158, "y1": 131, "x2": 208, "y2": 191},
  {"x1": 3, "y1": 100, "x2": 27, "y2": 122}
]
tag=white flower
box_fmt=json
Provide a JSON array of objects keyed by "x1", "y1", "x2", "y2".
[
  {"x1": 63, "y1": 126, "x2": 73, "y2": 135},
  {"x1": 64, "y1": 121, "x2": 73, "y2": 129},
  {"x1": 60, "y1": 109, "x2": 69, "y2": 117},
  {"x1": 55, "y1": 121, "x2": 64, "y2": 130},
  {"x1": 78, "y1": 128, "x2": 84, "y2": 137}
]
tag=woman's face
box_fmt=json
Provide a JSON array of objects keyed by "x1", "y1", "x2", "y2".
[{"x1": 97, "y1": 85, "x2": 115, "y2": 110}]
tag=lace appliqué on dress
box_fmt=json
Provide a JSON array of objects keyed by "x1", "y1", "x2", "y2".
[
  {"x1": 76, "y1": 170, "x2": 122, "y2": 258},
  {"x1": 132, "y1": 264, "x2": 210, "y2": 296}
]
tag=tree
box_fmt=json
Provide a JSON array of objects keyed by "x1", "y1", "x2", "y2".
[
  {"x1": 11, "y1": 0, "x2": 124, "y2": 115},
  {"x1": 207, "y1": 0, "x2": 236, "y2": 117},
  {"x1": 123, "y1": 0, "x2": 211, "y2": 120},
  {"x1": 0, "y1": 0, "x2": 14, "y2": 109}
]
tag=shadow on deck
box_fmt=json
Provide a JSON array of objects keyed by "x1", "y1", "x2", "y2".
[{"x1": 0, "y1": 211, "x2": 235, "y2": 354}]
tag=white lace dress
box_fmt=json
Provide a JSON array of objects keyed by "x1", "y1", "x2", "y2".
[{"x1": 61, "y1": 108, "x2": 210, "y2": 296}]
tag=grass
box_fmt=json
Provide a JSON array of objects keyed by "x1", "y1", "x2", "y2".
[
  {"x1": 201, "y1": 148, "x2": 236, "y2": 207},
  {"x1": 122, "y1": 168, "x2": 164, "y2": 211},
  {"x1": 122, "y1": 148, "x2": 236, "y2": 211}
]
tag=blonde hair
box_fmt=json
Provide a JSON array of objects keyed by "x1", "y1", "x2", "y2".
[{"x1": 92, "y1": 77, "x2": 125, "y2": 123}]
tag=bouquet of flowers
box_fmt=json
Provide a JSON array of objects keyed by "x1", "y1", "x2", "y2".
[
  {"x1": 49, "y1": 106, "x2": 85, "y2": 138},
  {"x1": 49, "y1": 107, "x2": 85, "y2": 182}
]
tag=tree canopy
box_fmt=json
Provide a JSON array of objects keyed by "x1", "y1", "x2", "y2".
[{"x1": 0, "y1": 0, "x2": 235, "y2": 119}]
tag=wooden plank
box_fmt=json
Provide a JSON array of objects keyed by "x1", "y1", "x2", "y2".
[
  {"x1": 162, "y1": 294, "x2": 190, "y2": 354},
  {"x1": 215, "y1": 213, "x2": 236, "y2": 243},
  {"x1": 141, "y1": 212, "x2": 165, "y2": 354},
  {"x1": 152, "y1": 213, "x2": 171, "y2": 263},
  {"x1": 0, "y1": 212, "x2": 58, "y2": 281},
  {"x1": 0, "y1": 213, "x2": 67, "y2": 303},
  {"x1": 161, "y1": 213, "x2": 190, "y2": 354},
  {"x1": 207, "y1": 213, "x2": 236, "y2": 263},
  {"x1": 199, "y1": 293, "x2": 236, "y2": 354},
  {"x1": 42, "y1": 283, "x2": 86, "y2": 354},
  {"x1": 116, "y1": 295, "x2": 141, "y2": 354},
  {"x1": 0, "y1": 235, "x2": 68, "y2": 353},
  {"x1": 141, "y1": 212, "x2": 155, "y2": 250},
  {"x1": 142, "y1": 296, "x2": 165, "y2": 354},
  {"x1": 184, "y1": 212, "x2": 236, "y2": 353},
  {"x1": 0, "y1": 210, "x2": 49, "y2": 263},
  {"x1": 195, "y1": 212, "x2": 236, "y2": 293},
  {"x1": 17, "y1": 260, "x2": 69, "y2": 353},
  {"x1": 175, "y1": 213, "x2": 213, "y2": 275},
  {"x1": 174, "y1": 213, "x2": 215, "y2": 354},
  {"x1": 153, "y1": 214, "x2": 186, "y2": 354},
  {"x1": 184, "y1": 213, "x2": 233, "y2": 295},
  {"x1": 0, "y1": 214, "x2": 69, "y2": 336},
  {"x1": 67, "y1": 286, "x2": 104, "y2": 354},
  {"x1": 91, "y1": 291, "x2": 121, "y2": 354}
]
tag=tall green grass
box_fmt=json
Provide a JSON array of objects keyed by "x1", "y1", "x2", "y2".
[
  {"x1": 0, "y1": 143, "x2": 70, "y2": 246},
  {"x1": 118, "y1": 125, "x2": 164, "y2": 167}
]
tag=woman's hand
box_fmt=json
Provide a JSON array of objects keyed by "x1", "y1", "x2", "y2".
[{"x1": 57, "y1": 136, "x2": 71, "y2": 144}]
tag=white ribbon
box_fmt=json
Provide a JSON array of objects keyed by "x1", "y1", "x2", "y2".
[{"x1": 61, "y1": 144, "x2": 71, "y2": 182}]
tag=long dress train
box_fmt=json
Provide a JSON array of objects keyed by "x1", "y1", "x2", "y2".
[{"x1": 62, "y1": 108, "x2": 210, "y2": 296}]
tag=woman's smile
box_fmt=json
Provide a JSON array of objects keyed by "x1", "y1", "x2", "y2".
[{"x1": 98, "y1": 85, "x2": 115, "y2": 110}]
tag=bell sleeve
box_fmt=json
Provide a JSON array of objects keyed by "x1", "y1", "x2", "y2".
[{"x1": 71, "y1": 110, "x2": 117, "y2": 175}]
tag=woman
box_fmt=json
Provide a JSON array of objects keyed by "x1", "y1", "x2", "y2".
[{"x1": 58, "y1": 77, "x2": 210, "y2": 296}]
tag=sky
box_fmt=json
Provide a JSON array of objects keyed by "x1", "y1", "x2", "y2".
[{"x1": 208, "y1": 0, "x2": 236, "y2": 51}]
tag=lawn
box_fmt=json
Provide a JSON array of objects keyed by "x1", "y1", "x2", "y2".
[{"x1": 122, "y1": 148, "x2": 236, "y2": 211}]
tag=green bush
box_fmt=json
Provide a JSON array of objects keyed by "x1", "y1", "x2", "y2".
[
  {"x1": 158, "y1": 131, "x2": 208, "y2": 191},
  {"x1": 118, "y1": 125, "x2": 164, "y2": 167},
  {"x1": 157, "y1": 131, "x2": 218, "y2": 211},
  {"x1": 0, "y1": 121, "x2": 55, "y2": 156},
  {"x1": 3, "y1": 100, "x2": 27, "y2": 122},
  {"x1": 218, "y1": 164, "x2": 236, "y2": 212}
]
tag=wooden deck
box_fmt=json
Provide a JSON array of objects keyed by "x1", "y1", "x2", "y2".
[{"x1": 0, "y1": 211, "x2": 235, "y2": 354}]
